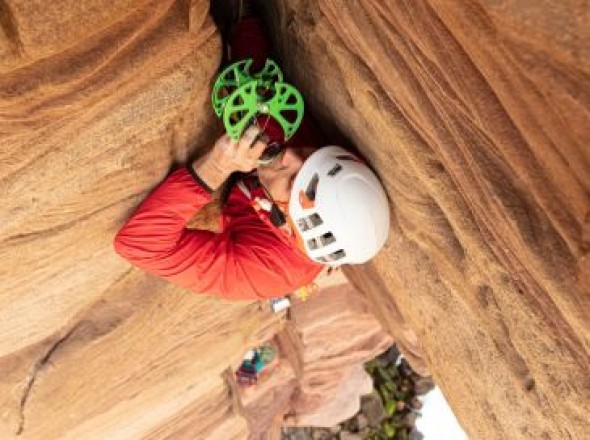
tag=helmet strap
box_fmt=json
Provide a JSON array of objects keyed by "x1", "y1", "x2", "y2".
[
  {"x1": 257, "y1": 180, "x2": 287, "y2": 227},
  {"x1": 269, "y1": 203, "x2": 286, "y2": 227}
]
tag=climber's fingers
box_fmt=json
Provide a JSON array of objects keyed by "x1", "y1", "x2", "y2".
[{"x1": 238, "y1": 125, "x2": 262, "y2": 155}]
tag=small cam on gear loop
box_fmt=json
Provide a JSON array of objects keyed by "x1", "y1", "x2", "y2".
[{"x1": 211, "y1": 58, "x2": 305, "y2": 141}]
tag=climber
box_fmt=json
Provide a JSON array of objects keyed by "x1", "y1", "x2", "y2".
[{"x1": 113, "y1": 3, "x2": 390, "y2": 300}]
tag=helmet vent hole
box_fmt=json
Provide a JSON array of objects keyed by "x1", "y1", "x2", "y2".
[
  {"x1": 296, "y1": 213, "x2": 323, "y2": 232},
  {"x1": 316, "y1": 249, "x2": 346, "y2": 263},
  {"x1": 307, "y1": 232, "x2": 336, "y2": 251},
  {"x1": 328, "y1": 164, "x2": 342, "y2": 176},
  {"x1": 320, "y1": 232, "x2": 336, "y2": 246},
  {"x1": 305, "y1": 174, "x2": 319, "y2": 201},
  {"x1": 336, "y1": 154, "x2": 359, "y2": 162},
  {"x1": 331, "y1": 249, "x2": 346, "y2": 261},
  {"x1": 309, "y1": 213, "x2": 323, "y2": 227}
]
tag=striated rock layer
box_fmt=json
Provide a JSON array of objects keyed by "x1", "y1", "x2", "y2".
[
  {"x1": 229, "y1": 270, "x2": 393, "y2": 437},
  {"x1": 282, "y1": 282, "x2": 392, "y2": 428},
  {"x1": 265, "y1": 1, "x2": 589, "y2": 439},
  {"x1": 0, "y1": 4, "x2": 395, "y2": 438},
  {"x1": 2, "y1": 0, "x2": 589, "y2": 438},
  {"x1": 0, "y1": 1, "x2": 397, "y2": 438},
  {"x1": 0, "y1": 1, "x2": 261, "y2": 438}
]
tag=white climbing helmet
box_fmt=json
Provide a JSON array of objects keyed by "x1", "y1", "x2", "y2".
[{"x1": 288, "y1": 146, "x2": 390, "y2": 265}]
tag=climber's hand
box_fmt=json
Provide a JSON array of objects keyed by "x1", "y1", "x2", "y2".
[{"x1": 191, "y1": 126, "x2": 267, "y2": 190}]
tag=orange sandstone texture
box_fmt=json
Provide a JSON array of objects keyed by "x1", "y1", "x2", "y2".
[
  {"x1": 265, "y1": 1, "x2": 590, "y2": 439},
  {"x1": 0, "y1": 2, "x2": 396, "y2": 438},
  {"x1": 230, "y1": 271, "x2": 394, "y2": 437},
  {"x1": 282, "y1": 281, "x2": 393, "y2": 427},
  {"x1": 2, "y1": 0, "x2": 588, "y2": 438},
  {"x1": 0, "y1": 1, "x2": 261, "y2": 438}
]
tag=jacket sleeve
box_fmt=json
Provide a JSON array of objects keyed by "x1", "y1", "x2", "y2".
[{"x1": 113, "y1": 167, "x2": 304, "y2": 300}]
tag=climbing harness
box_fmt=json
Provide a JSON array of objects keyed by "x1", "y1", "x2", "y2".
[{"x1": 211, "y1": 58, "x2": 305, "y2": 142}]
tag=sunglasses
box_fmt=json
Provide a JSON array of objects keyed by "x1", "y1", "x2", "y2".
[{"x1": 258, "y1": 141, "x2": 286, "y2": 166}]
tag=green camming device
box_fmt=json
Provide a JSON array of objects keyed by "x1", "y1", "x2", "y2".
[{"x1": 211, "y1": 58, "x2": 305, "y2": 141}]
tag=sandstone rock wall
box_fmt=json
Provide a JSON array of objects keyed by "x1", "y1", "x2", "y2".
[
  {"x1": 229, "y1": 271, "x2": 393, "y2": 438},
  {"x1": 0, "y1": 1, "x2": 397, "y2": 437},
  {"x1": 265, "y1": 1, "x2": 589, "y2": 439},
  {"x1": 0, "y1": 1, "x2": 263, "y2": 438},
  {"x1": 281, "y1": 280, "x2": 393, "y2": 427},
  {"x1": 2, "y1": 0, "x2": 589, "y2": 438}
]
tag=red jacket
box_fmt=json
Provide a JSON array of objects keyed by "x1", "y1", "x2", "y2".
[{"x1": 114, "y1": 167, "x2": 323, "y2": 300}]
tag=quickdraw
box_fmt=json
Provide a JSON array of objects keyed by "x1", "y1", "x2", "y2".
[{"x1": 211, "y1": 58, "x2": 305, "y2": 141}]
